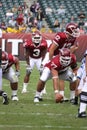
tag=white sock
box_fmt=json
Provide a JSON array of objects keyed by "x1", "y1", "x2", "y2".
[
  {"x1": 79, "y1": 103, "x2": 87, "y2": 113},
  {"x1": 12, "y1": 90, "x2": 17, "y2": 96},
  {"x1": 23, "y1": 83, "x2": 28, "y2": 90},
  {"x1": 59, "y1": 91, "x2": 64, "y2": 97},
  {"x1": 35, "y1": 91, "x2": 41, "y2": 97},
  {"x1": 70, "y1": 91, "x2": 75, "y2": 99},
  {"x1": 42, "y1": 85, "x2": 46, "y2": 91},
  {"x1": 41, "y1": 86, "x2": 46, "y2": 93}
]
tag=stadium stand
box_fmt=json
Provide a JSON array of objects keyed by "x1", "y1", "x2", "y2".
[
  {"x1": 0, "y1": 0, "x2": 24, "y2": 23},
  {"x1": 38, "y1": 0, "x2": 87, "y2": 32},
  {"x1": 0, "y1": 0, "x2": 87, "y2": 33}
]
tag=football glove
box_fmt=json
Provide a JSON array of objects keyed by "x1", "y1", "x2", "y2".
[
  {"x1": 26, "y1": 65, "x2": 32, "y2": 75},
  {"x1": 15, "y1": 70, "x2": 20, "y2": 77},
  {"x1": 39, "y1": 64, "x2": 44, "y2": 74}
]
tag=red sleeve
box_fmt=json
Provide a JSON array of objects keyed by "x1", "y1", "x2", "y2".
[
  {"x1": 42, "y1": 39, "x2": 47, "y2": 49},
  {"x1": 23, "y1": 39, "x2": 32, "y2": 48},
  {"x1": 53, "y1": 32, "x2": 66, "y2": 46},
  {"x1": 8, "y1": 54, "x2": 16, "y2": 63},
  {"x1": 71, "y1": 54, "x2": 77, "y2": 64}
]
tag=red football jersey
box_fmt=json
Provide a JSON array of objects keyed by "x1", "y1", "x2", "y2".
[
  {"x1": 45, "y1": 54, "x2": 76, "y2": 72},
  {"x1": 23, "y1": 38, "x2": 47, "y2": 59},
  {"x1": 48, "y1": 32, "x2": 77, "y2": 56},
  {"x1": 4, "y1": 54, "x2": 17, "y2": 71}
]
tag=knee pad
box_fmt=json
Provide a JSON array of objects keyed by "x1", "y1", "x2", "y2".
[
  {"x1": 26, "y1": 66, "x2": 32, "y2": 75},
  {"x1": 68, "y1": 71, "x2": 77, "y2": 82},
  {"x1": 80, "y1": 91, "x2": 87, "y2": 104},
  {"x1": 40, "y1": 67, "x2": 51, "y2": 82},
  {"x1": 10, "y1": 74, "x2": 18, "y2": 83}
]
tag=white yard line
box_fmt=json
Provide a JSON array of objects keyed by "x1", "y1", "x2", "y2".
[
  {"x1": 0, "y1": 112, "x2": 75, "y2": 117},
  {"x1": 0, "y1": 125, "x2": 87, "y2": 129},
  {"x1": 0, "y1": 112, "x2": 86, "y2": 129}
]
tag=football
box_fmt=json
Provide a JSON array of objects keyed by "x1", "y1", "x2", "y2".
[{"x1": 55, "y1": 94, "x2": 63, "y2": 103}]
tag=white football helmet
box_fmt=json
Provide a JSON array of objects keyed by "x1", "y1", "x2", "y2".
[
  {"x1": 1, "y1": 51, "x2": 8, "y2": 69},
  {"x1": 32, "y1": 31, "x2": 42, "y2": 46},
  {"x1": 59, "y1": 48, "x2": 71, "y2": 66},
  {"x1": 65, "y1": 23, "x2": 80, "y2": 37}
]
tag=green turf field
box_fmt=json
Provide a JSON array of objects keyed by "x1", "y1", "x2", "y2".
[{"x1": 0, "y1": 61, "x2": 87, "y2": 130}]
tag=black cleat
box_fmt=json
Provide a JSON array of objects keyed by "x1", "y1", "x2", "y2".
[
  {"x1": 73, "y1": 101, "x2": 78, "y2": 105},
  {"x1": 2, "y1": 92, "x2": 9, "y2": 105},
  {"x1": 70, "y1": 98, "x2": 77, "y2": 105},
  {"x1": 39, "y1": 97, "x2": 43, "y2": 101},
  {"x1": 73, "y1": 96, "x2": 78, "y2": 105},
  {"x1": 76, "y1": 112, "x2": 87, "y2": 118}
]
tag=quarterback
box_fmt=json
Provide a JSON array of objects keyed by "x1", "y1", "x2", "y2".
[{"x1": 42, "y1": 23, "x2": 80, "y2": 103}]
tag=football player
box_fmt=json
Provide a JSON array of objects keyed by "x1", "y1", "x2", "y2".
[
  {"x1": 0, "y1": 28, "x2": 9, "y2": 105},
  {"x1": 74, "y1": 54, "x2": 86, "y2": 105},
  {"x1": 1, "y1": 51, "x2": 20, "y2": 101},
  {"x1": 0, "y1": 51, "x2": 9, "y2": 105},
  {"x1": 34, "y1": 48, "x2": 78, "y2": 103},
  {"x1": 42, "y1": 23, "x2": 80, "y2": 103},
  {"x1": 21, "y1": 31, "x2": 47, "y2": 93},
  {"x1": 76, "y1": 50, "x2": 87, "y2": 118}
]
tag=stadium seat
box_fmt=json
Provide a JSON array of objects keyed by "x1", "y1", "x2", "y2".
[
  {"x1": 38, "y1": 0, "x2": 87, "y2": 32},
  {"x1": 0, "y1": 0, "x2": 24, "y2": 24}
]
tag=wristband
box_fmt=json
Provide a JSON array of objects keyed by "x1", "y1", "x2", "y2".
[
  {"x1": 54, "y1": 90, "x2": 59, "y2": 94},
  {"x1": 52, "y1": 76, "x2": 58, "y2": 79}
]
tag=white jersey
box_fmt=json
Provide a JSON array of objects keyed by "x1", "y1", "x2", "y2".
[
  {"x1": 77, "y1": 49, "x2": 87, "y2": 91},
  {"x1": 77, "y1": 50, "x2": 87, "y2": 79},
  {"x1": 0, "y1": 28, "x2": 2, "y2": 38},
  {"x1": 81, "y1": 50, "x2": 87, "y2": 65}
]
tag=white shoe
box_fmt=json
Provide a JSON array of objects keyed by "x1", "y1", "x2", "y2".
[
  {"x1": 21, "y1": 88, "x2": 27, "y2": 93},
  {"x1": 63, "y1": 96, "x2": 69, "y2": 102},
  {"x1": 11, "y1": 95, "x2": 19, "y2": 101},
  {"x1": 34, "y1": 97, "x2": 39, "y2": 103},
  {"x1": 41, "y1": 88, "x2": 47, "y2": 94}
]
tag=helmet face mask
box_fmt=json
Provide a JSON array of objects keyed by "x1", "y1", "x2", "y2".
[
  {"x1": 1, "y1": 60, "x2": 8, "y2": 69},
  {"x1": 60, "y1": 56, "x2": 71, "y2": 66},
  {"x1": 59, "y1": 48, "x2": 71, "y2": 66},
  {"x1": 1, "y1": 51, "x2": 8, "y2": 69},
  {"x1": 66, "y1": 23, "x2": 80, "y2": 38},
  {"x1": 32, "y1": 32, "x2": 42, "y2": 46}
]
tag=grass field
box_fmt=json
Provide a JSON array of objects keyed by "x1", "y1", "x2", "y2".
[{"x1": 0, "y1": 61, "x2": 87, "y2": 130}]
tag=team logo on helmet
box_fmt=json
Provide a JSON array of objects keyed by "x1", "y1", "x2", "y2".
[{"x1": 65, "y1": 23, "x2": 80, "y2": 37}]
